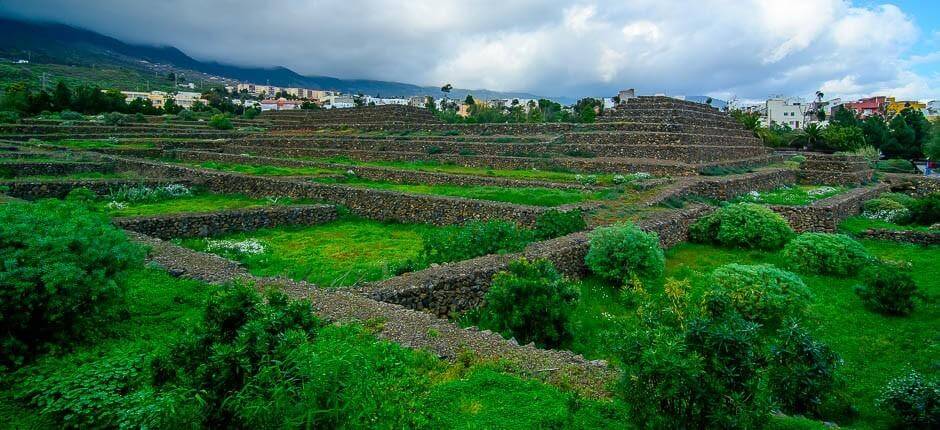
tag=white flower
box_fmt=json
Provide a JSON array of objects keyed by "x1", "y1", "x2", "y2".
[
  {"x1": 807, "y1": 186, "x2": 837, "y2": 197},
  {"x1": 205, "y1": 238, "x2": 267, "y2": 255},
  {"x1": 106, "y1": 201, "x2": 127, "y2": 210}
]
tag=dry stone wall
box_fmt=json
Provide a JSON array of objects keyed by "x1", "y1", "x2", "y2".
[
  {"x1": 113, "y1": 204, "x2": 337, "y2": 239},
  {"x1": 0, "y1": 178, "x2": 192, "y2": 199},
  {"x1": 0, "y1": 161, "x2": 114, "y2": 176},
  {"x1": 770, "y1": 183, "x2": 888, "y2": 232}
]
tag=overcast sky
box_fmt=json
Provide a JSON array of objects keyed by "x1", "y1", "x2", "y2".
[{"x1": 1, "y1": 0, "x2": 938, "y2": 102}]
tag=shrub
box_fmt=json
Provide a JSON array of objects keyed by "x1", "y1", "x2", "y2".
[
  {"x1": 877, "y1": 370, "x2": 939, "y2": 428},
  {"x1": 708, "y1": 264, "x2": 812, "y2": 327},
  {"x1": 176, "y1": 109, "x2": 197, "y2": 121},
  {"x1": 880, "y1": 192, "x2": 916, "y2": 208},
  {"x1": 876, "y1": 159, "x2": 916, "y2": 173},
  {"x1": 783, "y1": 233, "x2": 871, "y2": 276},
  {"x1": 533, "y1": 209, "x2": 586, "y2": 240},
  {"x1": 0, "y1": 199, "x2": 144, "y2": 366},
  {"x1": 426, "y1": 145, "x2": 442, "y2": 155},
  {"x1": 421, "y1": 220, "x2": 534, "y2": 264},
  {"x1": 208, "y1": 114, "x2": 233, "y2": 130},
  {"x1": 689, "y1": 203, "x2": 794, "y2": 250},
  {"x1": 479, "y1": 258, "x2": 580, "y2": 348},
  {"x1": 862, "y1": 197, "x2": 910, "y2": 223},
  {"x1": 768, "y1": 322, "x2": 841, "y2": 415},
  {"x1": 133, "y1": 112, "x2": 146, "y2": 122},
  {"x1": 241, "y1": 107, "x2": 260, "y2": 119},
  {"x1": 0, "y1": 110, "x2": 20, "y2": 123},
  {"x1": 102, "y1": 111, "x2": 128, "y2": 126},
  {"x1": 585, "y1": 223, "x2": 664, "y2": 283},
  {"x1": 908, "y1": 192, "x2": 940, "y2": 226},
  {"x1": 58, "y1": 110, "x2": 83, "y2": 121},
  {"x1": 65, "y1": 187, "x2": 96, "y2": 203},
  {"x1": 854, "y1": 261, "x2": 919, "y2": 315},
  {"x1": 107, "y1": 183, "x2": 192, "y2": 203}
]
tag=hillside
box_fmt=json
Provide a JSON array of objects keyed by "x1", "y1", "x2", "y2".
[{"x1": 0, "y1": 17, "x2": 543, "y2": 100}]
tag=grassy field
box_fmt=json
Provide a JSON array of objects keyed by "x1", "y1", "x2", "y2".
[
  {"x1": 840, "y1": 216, "x2": 937, "y2": 235},
  {"x1": 178, "y1": 218, "x2": 437, "y2": 286},
  {"x1": 191, "y1": 161, "x2": 343, "y2": 177},
  {"x1": 731, "y1": 185, "x2": 847, "y2": 205},
  {"x1": 0, "y1": 63, "x2": 178, "y2": 92},
  {"x1": 0, "y1": 266, "x2": 627, "y2": 429},
  {"x1": 312, "y1": 176, "x2": 615, "y2": 206},
  {"x1": 304, "y1": 156, "x2": 639, "y2": 186},
  {"x1": 94, "y1": 192, "x2": 281, "y2": 217}
]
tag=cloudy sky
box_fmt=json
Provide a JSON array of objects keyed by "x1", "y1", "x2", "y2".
[{"x1": 1, "y1": 0, "x2": 938, "y2": 102}]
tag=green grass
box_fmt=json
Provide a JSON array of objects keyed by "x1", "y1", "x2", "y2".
[
  {"x1": 0, "y1": 63, "x2": 179, "y2": 93},
  {"x1": 178, "y1": 218, "x2": 437, "y2": 286},
  {"x1": 731, "y1": 185, "x2": 847, "y2": 205},
  {"x1": 840, "y1": 216, "x2": 937, "y2": 235},
  {"x1": 94, "y1": 192, "x2": 279, "y2": 217},
  {"x1": 527, "y1": 240, "x2": 938, "y2": 429},
  {"x1": 312, "y1": 176, "x2": 614, "y2": 206},
  {"x1": 0, "y1": 264, "x2": 625, "y2": 428},
  {"x1": 302, "y1": 156, "x2": 639, "y2": 186},
  {"x1": 192, "y1": 161, "x2": 343, "y2": 177},
  {"x1": 7, "y1": 171, "x2": 138, "y2": 181}
]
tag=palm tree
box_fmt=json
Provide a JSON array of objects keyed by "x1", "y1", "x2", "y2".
[{"x1": 790, "y1": 123, "x2": 824, "y2": 150}]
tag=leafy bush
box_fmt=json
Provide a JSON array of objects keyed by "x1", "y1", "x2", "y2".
[
  {"x1": 862, "y1": 197, "x2": 910, "y2": 223},
  {"x1": 426, "y1": 145, "x2": 443, "y2": 155},
  {"x1": 880, "y1": 192, "x2": 917, "y2": 208},
  {"x1": 768, "y1": 322, "x2": 841, "y2": 415},
  {"x1": 851, "y1": 145, "x2": 880, "y2": 165},
  {"x1": 176, "y1": 109, "x2": 196, "y2": 121},
  {"x1": 854, "y1": 261, "x2": 919, "y2": 315},
  {"x1": 208, "y1": 114, "x2": 233, "y2": 130},
  {"x1": 877, "y1": 370, "x2": 939, "y2": 428},
  {"x1": 876, "y1": 159, "x2": 916, "y2": 173},
  {"x1": 241, "y1": 107, "x2": 260, "y2": 119},
  {"x1": 689, "y1": 203, "x2": 794, "y2": 250},
  {"x1": 479, "y1": 258, "x2": 579, "y2": 348},
  {"x1": 533, "y1": 209, "x2": 585, "y2": 240},
  {"x1": 106, "y1": 183, "x2": 192, "y2": 203},
  {"x1": 783, "y1": 233, "x2": 871, "y2": 276},
  {"x1": 133, "y1": 112, "x2": 146, "y2": 122},
  {"x1": 620, "y1": 290, "x2": 771, "y2": 429},
  {"x1": 709, "y1": 264, "x2": 812, "y2": 327},
  {"x1": 908, "y1": 192, "x2": 940, "y2": 226},
  {"x1": 821, "y1": 124, "x2": 866, "y2": 151},
  {"x1": 58, "y1": 110, "x2": 83, "y2": 121},
  {"x1": 0, "y1": 199, "x2": 143, "y2": 366},
  {"x1": 102, "y1": 111, "x2": 128, "y2": 126},
  {"x1": 0, "y1": 110, "x2": 20, "y2": 123},
  {"x1": 421, "y1": 220, "x2": 534, "y2": 264},
  {"x1": 585, "y1": 223, "x2": 664, "y2": 283}
]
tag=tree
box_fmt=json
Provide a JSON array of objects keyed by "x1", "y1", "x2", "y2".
[
  {"x1": 924, "y1": 118, "x2": 940, "y2": 160},
  {"x1": 790, "y1": 123, "x2": 824, "y2": 150},
  {"x1": 862, "y1": 115, "x2": 894, "y2": 150},
  {"x1": 464, "y1": 94, "x2": 475, "y2": 106},
  {"x1": 887, "y1": 114, "x2": 917, "y2": 159},
  {"x1": 830, "y1": 105, "x2": 859, "y2": 127},
  {"x1": 163, "y1": 96, "x2": 182, "y2": 115},
  {"x1": 52, "y1": 81, "x2": 72, "y2": 111},
  {"x1": 900, "y1": 108, "x2": 931, "y2": 156},
  {"x1": 440, "y1": 83, "x2": 452, "y2": 98}
]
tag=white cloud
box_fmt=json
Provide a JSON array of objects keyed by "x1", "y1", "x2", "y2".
[{"x1": 0, "y1": 0, "x2": 936, "y2": 100}]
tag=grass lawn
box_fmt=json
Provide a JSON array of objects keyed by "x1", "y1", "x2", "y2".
[
  {"x1": 0, "y1": 265, "x2": 625, "y2": 429},
  {"x1": 840, "y1": 216, "x2": 937, "y2": 235},
  {"x1": 312, "y1": 176, "x2": 616, "y2": 206},
  {"x1": 303, "y1": 156, "x2": 644, "y2": 186},
  {"x1": 192, "y1": 160, "x2": 343, "y2": 177},
  {"x1": 178, "y1": 218, "x2": 437, "y2": 286},
  {"x1": 94, "y1": 191, "x2": 281, "y2": 217},
  {"x1": 465, "y1": 239, "x2": 939, "y2": 429},
  {"x1": 731, "y1": 185, "x2": 847, "y2": 205}
]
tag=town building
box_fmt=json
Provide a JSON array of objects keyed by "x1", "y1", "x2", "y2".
[
  {"x1": 325, "y1": 95, "x2": 355, "y2": 109},
  {"x1": 842, "y1": 96, "x2": 887, "y2": 118},
  {"x1": 259, "y1": 97, "x2": 300, "y2": 111},
  {"x1": 885, "y1": 97, "x2": 927, "y2": 117},
  {"x1": 764, "y1": 98, "x2": 808, "y2": 129}
]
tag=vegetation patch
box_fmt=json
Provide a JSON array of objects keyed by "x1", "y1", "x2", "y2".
[
  {"x1": 192, "y1": 160, "x2": 343, "y2": 177},
  {"x1": 732, "y1": 185, "x2": 847, "y2": 206}
]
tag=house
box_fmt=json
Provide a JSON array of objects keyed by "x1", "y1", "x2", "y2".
[
  {"x1": 885, "y1": 97, "x2": 927, "y2": 117},
  {"x1": 173, "y1": 91, "x2": 208, "y2": 109},
  {"x1": 765, "y1": 98, "x2": 807, "y2": 129},
  {"x1": 408, "y1": 96, "x2": 428, "y2": 108},
  {"x1": 325, "y1": 95, "x2": 355, "y2": 109},
  {"x1": 842, "y1": 96, "x2": 887, "y2": 118},
  {"x1": 259, "y1": 97, "x2": 300, "y2": 111}
]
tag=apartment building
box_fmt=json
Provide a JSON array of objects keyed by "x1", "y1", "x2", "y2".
[{"x1": 765, "y1": 98, "x2": 807, "y2": 129}]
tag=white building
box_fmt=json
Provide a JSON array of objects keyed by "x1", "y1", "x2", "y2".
[
  {"x1": 927, "y1": 100, "x2": 940, "y2": 116},
  {"x1": 259, "y1": 97, "x2": 300, "y2": 111},
  {"x1": 364, "y1": 96, "x2": 409, "y2": 106},
  {"x1": 325, "y1": 95, "x2": 355, "y2": 109},
  {"x1": 765, "y1": 98, "x2": 808, "y2": 129}
]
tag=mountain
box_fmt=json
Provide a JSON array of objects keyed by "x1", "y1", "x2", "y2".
[{"x1": 0, "y1": 17, "x2": 544, "y2": 101}]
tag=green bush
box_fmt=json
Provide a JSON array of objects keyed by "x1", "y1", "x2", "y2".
[
  {"x1": 783, "y1": 233, "x2": 871, "y2": 276},
  {"x1": 862, "y1": 197, "x2": 910, "y2": 223},
  {"x1": 102, "y1": 111, "x2": 128, "y2": 126},
  {"x1": 854, "y1": 261, "x2": 919, "y2": 315},
  {"x1": 208, "y1": 114, "x2": 233, "y2": 130},
  {"x1": 908, "y1": 192, "x2": 940, "y2": 226},
  {"x1": 709, "y1": 264, "x2": 812, "y2": 327},
  {"x1": 0, "y1": 199, "x2": 144, "y2": 366},
  {"x1": 421, "y1": 220, "x2": 533, "y2": 264},
  {"x1": 133, "y1": 112, "x2": 146, "y2": 122},
  {"x1": 877, "y1": 370, "x2": 939, "y2": 428},
  {"x1": 58, "y1": 110, "x2": 83, "y2": 121},
  {"x1": 426, "y1": 145, "x2": 443, "y2": 155},
  {"x1": 689, "y1": 203, "x2": 794, "y2": 250},
  {"x1": 176, "y1": 109, "x2": 197, "y2": 121},
  {"x1": 533, "y1": 209, "x2": 586, "y2": 240},
  {"x1": 768, "y1": 322, "x2": 841, "y2": 416},
  {"x1": 876, "y1": 159, "x2": 916, "y2": 173},
  {"x1": 241, "y1": 107, "x2": 260, "y2": 119},
  {"x1": 880, "y1": 192, "x2": 916, "y2": 208},
  {"x1": 479, "y1": 258, "x2": 579, "y2": 348},
  {"x1": 585, "y1": 223, "x2": 664, "y2": 283},
  {"x1": 0, "y1": 110, "x2": 20, "y2": 123}
]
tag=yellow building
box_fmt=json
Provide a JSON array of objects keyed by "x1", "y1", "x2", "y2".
[{"x1": 885, "y1": 97, "x2": 926, "y2": 117}]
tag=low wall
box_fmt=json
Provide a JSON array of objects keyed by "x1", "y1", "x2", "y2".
[
  {"x1": 854, "y1": 228, "x2": 940, "y2": 246},
  {"x1": 0, "y1": 161, "x2": 113, "y2": 177},
  {"x1": 106, "y1": 155, "x2": 557, "y2": 227},
  {"x1": 359, "y1": 205, "x2": 714, "y2": 317},
  {"x1": 646, "y1": 169, "x2": 798, "y2": 206},
  {"x1": 770, "y1": 183, "x2": 888, "y2": 232},
  {"x1": 882, "y1": 173, "x2": 940, "y2": 197},
  {"x1": 113, "y1": 204, "x2": 337, "y2": 239},
  {"x1": 0, "y1": 178, "x2": 192, "y2": 199}
]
